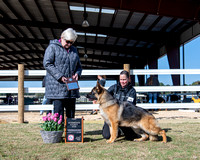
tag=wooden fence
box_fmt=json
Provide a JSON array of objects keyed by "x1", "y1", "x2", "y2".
[{"x1": 1, "y1": 68, "x2": 200, "y2": 112}]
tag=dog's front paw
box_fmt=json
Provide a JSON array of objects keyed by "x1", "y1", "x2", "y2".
[
  {"x1": 161, "y1": 140, "x2": 167, "y2": 143},
  {"x1": 106, "y1": 139, "x2": 114, "y2": 143}
]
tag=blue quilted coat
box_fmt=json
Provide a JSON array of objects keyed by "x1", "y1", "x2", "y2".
[{"x1": 43, "y1": 39, "x2": 82, "y2": 99}]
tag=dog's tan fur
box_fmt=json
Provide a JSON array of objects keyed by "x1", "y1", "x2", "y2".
[{"x1": 87, "y1": 81, "x2": 167, "y2": 143}]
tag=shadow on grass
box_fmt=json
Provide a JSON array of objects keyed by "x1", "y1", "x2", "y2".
[
  {"x1": 84, "y1": 137, "x2": 104, "y2": 142},
  {"x1": 157, "y1": 135, "x2": 172, "y2": 142},
  {"x1": 60, "y1": 137, "x2": 103, "y2": 143},
  {"x1": 84, "y1": 128, "x2": 173, "y2": 142},
  {"x1": 157, "y1": 128, "x2": 172, "y2": 142},
  {"x1": 83, "y1": 130, "x2": 104, "y2": 142},
  {"x1": 62, "y1": 128, "x2": 172, "y2": 143},
  {"x1": 84, "y1": 130, "x2": 102, "y2": 135}
]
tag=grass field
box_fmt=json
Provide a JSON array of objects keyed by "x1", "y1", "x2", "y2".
[{"x1": 0, "y1": 120, "x2": 200, "y2": 160}]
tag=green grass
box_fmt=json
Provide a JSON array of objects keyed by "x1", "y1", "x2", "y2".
[{"x1": 0, "y1": 120, "x2": 200, "y2": 160}]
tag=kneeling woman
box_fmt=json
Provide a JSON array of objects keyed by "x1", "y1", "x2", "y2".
[{"x1": 102, "y1": 70, "x2": 138, "y2": 140}]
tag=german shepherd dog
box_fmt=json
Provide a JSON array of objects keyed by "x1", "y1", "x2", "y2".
[{"x1": 86, "y1": 81, "x2": 167, "y2": 143}]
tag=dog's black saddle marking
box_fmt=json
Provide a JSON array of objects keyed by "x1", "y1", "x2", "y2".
[{"x1": 121, "y1": 102, "x2": 149, "y2": 122}]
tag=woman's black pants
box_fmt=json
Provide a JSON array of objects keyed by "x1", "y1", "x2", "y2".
[
  {"x1": 102, "y1": 122, "x2": 138, "y2": 140},
  {"x1": 53, "y1": 98, "x2": 76, "y2": 122}
]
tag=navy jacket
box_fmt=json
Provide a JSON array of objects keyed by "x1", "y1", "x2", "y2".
[
  {"x1": 108, "y1": 82, "x2": 136, "y2": 105},
  {"x1": 43, "y1": 39, "x2": 82, "y2": 99},
  {"x1": 98, "y1": 78, "x2": 106, "y2": 87}
]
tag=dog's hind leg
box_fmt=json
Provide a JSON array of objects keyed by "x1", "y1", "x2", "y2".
[
  {"x1": 146, "y1": 128, "x2": 167, "y2": 143},
  {"x1": 141, "y1": 116, "x2": 167, "y2": 143},
  {"x1": 159, "y1": 130, "x2": 167, "y2": 143},
  {"x1": 134, "y1": 133, "x2": 148, "y2": 142},
  {"x1": 106, "y1": 121, "x2": 118, "y2": 143},
  {"x1": 149, "y1": 135, "x2": 158, "y2": 141},
  {"x1": 132, "y1": 129, "x2": 149, "y2": 142}
]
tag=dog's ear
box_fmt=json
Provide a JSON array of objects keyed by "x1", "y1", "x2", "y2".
[
  {"x1": 96, "y1": 80, "x2": 103, "y2": 88},
  {"x1": 96, "y1": 80, "x2": 103, "y2": 94}
]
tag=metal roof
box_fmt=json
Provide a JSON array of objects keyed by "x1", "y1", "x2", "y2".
[{"x1": 0, "y1": 0, "x2": 199, "y2": 70}]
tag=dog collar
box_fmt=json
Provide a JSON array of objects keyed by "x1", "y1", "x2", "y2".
[{"x1": 100, "y1": 99, "x2": 118, "y2": 108}]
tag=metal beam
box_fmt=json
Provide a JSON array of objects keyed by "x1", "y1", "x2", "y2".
[
  {"x1": 0, "y1": 18, "x2": 175, "y2": 43},
  {"x1": 0, "y1": 39, "x2": 158, "y2": 57},
  {"x1": 60, "y1": 0, "x2": 200, "y2": 21}
]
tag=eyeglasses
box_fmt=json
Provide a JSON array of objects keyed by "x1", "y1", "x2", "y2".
[{"x1": 65, "y1": 40, "x2": 74, "y2": 44}]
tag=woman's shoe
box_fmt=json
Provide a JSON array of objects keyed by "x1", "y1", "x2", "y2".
[{"x1": 90, "y1": 110, "x2": 97, "y2": 115}]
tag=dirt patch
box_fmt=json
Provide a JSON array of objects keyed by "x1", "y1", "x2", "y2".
[
  {"x1": 0, "y1": 111, "x2": 103, "y2": 124},
  {"x1": 0, "y1": 119, "x2": 8, "y2": 124},
  {"x1": 0, "y1": 110, "x2": 200, "y2": 124}
]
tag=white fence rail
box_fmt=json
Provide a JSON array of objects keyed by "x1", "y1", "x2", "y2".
[
  {"x1": 1, "y1": 69, "x2": 200, "y2": 76},
  {"x1": 1, "y1": 85, "x2": 200, "y2": 94},
  {"x1": 0, "y1": 69, "x2": 200, "y2": 111},
  {"x1": 0, "y1": 103, "x2": 200, "y2": 111},
  {"x1": 0, "y1": 86, "x2": 200, "y2": 93}
]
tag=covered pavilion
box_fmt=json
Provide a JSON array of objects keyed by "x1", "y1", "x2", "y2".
[{"x1": 0, "y1": 0, "x2": 200, "y2": 85}]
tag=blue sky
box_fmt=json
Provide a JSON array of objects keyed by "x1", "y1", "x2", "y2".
[
  {"x1": 157, "y1": 35, "x2": 200, "y2": 85},
  {"x1": 0, "y1": 35, "x2": 200, "y2": 88}
]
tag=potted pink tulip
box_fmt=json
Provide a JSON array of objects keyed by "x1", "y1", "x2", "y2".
[{"x1": 40, "y1": 113, "x2": 64, "y2": 143}]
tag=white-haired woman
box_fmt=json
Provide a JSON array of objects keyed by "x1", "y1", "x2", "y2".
[{"x1": 43, "y1": 28, "x2": 82, "y2": 122}]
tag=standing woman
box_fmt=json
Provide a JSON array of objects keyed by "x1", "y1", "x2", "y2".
[{"x1": 43, "y1": 28, "x2": 82, "y2": 122}]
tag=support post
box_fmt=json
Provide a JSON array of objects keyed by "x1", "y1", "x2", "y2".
[
  {"x1": 166, "y1": 44, "x2": 180, "y2": 86},
  {"x1": 123, "y1": 64, "x2": 131, "y2": 83},
  {"x1": 123, "y1": 64, "x2": 130, "y2": 73},
  {"x1": 18, "y1": 64, "x2": 24, "y2": 123}
]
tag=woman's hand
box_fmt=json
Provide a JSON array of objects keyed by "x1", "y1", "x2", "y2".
[
  {"x1": 61, "y1": 77, "x2": 67, "y2": 83},
  {"x1": 93, "y1": 100, "x2": 97, "y2": 104},
  {"x1": 73, "y1": 73, "x2": 78, "y2": 81}
]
